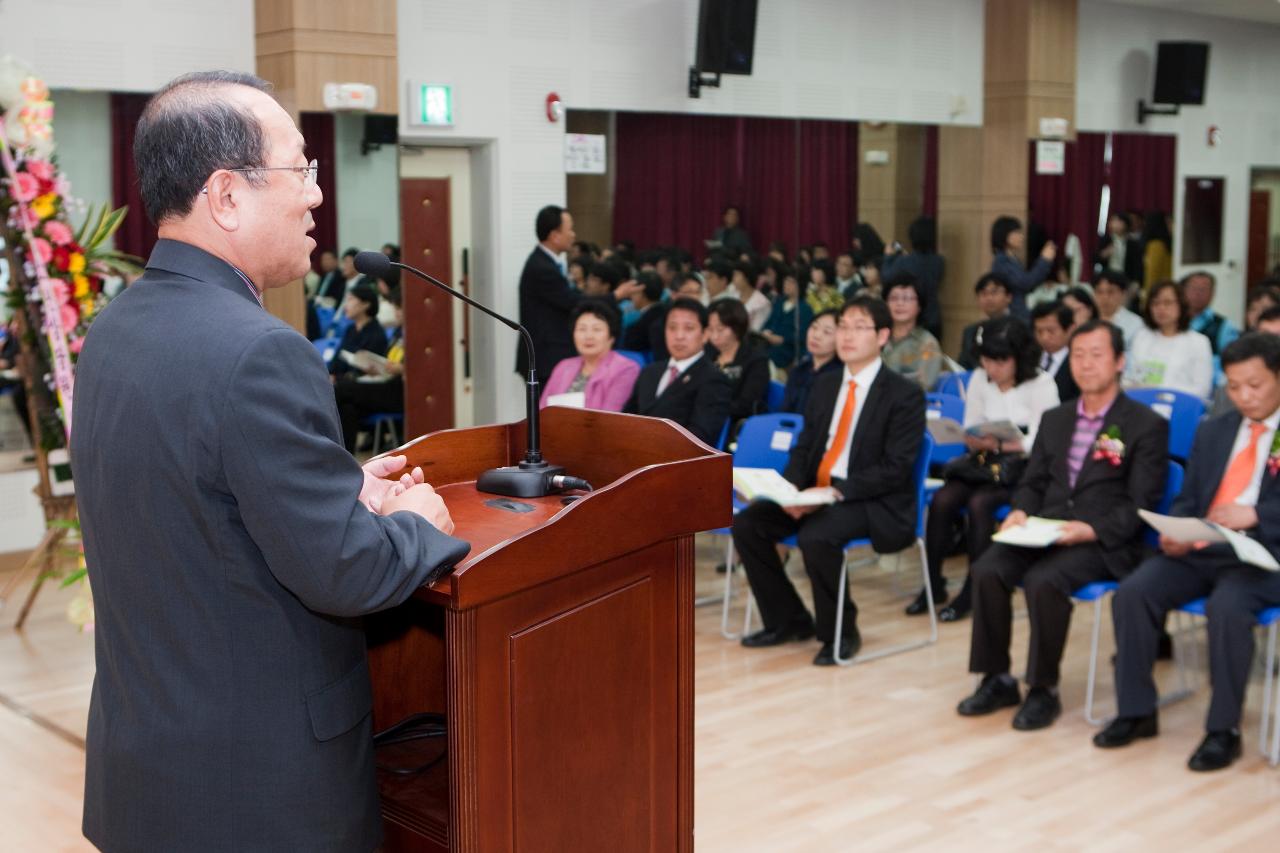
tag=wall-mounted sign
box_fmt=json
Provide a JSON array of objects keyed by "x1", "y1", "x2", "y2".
[
  {"x1": 407, "y1": 83, "x2": 454, "y2": 127},
  {"x1": 1035, "y1": 140, "x2": 1065, "y2": 175},
  {"x1": 864, "y1": 149, "x2": 890, "y2": 165},
  {"x1": 1039, "y1": 117, "x2": 1070, "y2": 138},
  {"x1": 564, "y1": 133, "x2": 606, "y2": 174}
]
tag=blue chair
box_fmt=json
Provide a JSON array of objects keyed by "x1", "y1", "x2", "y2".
[
  {"x1": 717, "y1": 414, "x2": 805, "y2": 639},
  {"x1": 363, "y1": 412, "x2": 404, "y2": 455},
  {"x1": 313, "y1": 338, "x2": 341, "y2": 366},
  {"x1": 314, "y1": 304, "x2": 335, "y2": 335},
  {"x1": 328, "y1": 314, "x2": 353, "y2": 341},
  {"x1": 1125, "y1": 387, "x2": 1206, "y2": 460},
  {"x1": 615, "y1": 349, "x2": 650, "y2": 369},
  {"x1": 926, "y1": 392, "x2": 967, "y2": 468},
  {"x1": 936, "y1": 371, "x2": 972, "y2": 399},
  {"x1": 715, "y1": 418, "x2": 731, "y2": 451},
  {"x1": 766, "y1": 380, "x2": 786, "y2": 414}
]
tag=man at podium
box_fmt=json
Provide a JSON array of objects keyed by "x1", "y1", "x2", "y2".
[{"x1": 71, "y1": 71, "x2": 470, "y2": 853}]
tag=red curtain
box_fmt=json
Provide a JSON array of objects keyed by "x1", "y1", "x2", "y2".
[
  {"x1": 110, "y1": 92, "x2": 159, "y2": 262},
  {"x1": 922, "y1": 125, "x2": 938, "y2": 219},
  {"x1": 1027, "y1": 132, "x2": 1175, "y2": 266},
  {"x1": 300, "y1": 112, "x2": 338, "y2": 271},
  {"x1": 612, "y1": 112, "x2": 858, "y2": 259}
]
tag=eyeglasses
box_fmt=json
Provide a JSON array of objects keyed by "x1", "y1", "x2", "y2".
[
  {"x1": 200, "y1": 158, "x2": 319, "y2": 194},
  {"x1": 837, "y1": 324, "x2": 879, "y2": 334}
]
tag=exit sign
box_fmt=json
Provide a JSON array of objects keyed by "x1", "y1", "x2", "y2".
[{"x1": 409, "y1": 83, "x2": 454, "y2": 127}]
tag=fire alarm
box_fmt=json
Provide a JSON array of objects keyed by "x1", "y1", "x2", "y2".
[
  {"x1": 546, "y1": 92, "x2": 563, "y2": 123},
  {"x1": 1207, "y1": 124, "x2": 1220, "y2": 147}
]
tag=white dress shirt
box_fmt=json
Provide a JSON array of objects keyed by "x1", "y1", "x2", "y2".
[
  {"x1": 1042, "y1": 346, "x2": 1068, "y2": 378},
  {"x1": 963, "y1": 369, "x2": 1061, "y2": 451},
  {"x1": 656, "y1": 351, "x2": 704, "y2": 396},
  {"x1": 743, "y1": 289, "x2": 771, "y2": 332},
  {"x1": 1223, "y1": 407, "x2": 1280, "y2": 508},
  {"x1": 1106, "y1": 307, "x2": 1145, "y2": 347},
  {"x1": 1124, "y1": 328, "x2": 1214, "y2": 401},
  {"x1": 822, "y1": 358, "x2": 882, "y2": 482}
]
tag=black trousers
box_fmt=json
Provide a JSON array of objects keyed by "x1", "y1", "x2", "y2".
[
  {"x1": 1113, "y1": 546, "x2": 1280, "y2": 731},
  {"x1": 1, "y1": 380, "x2": 32, "y2": 443},
  {"x1": 969, "y1": 541, "x2": 1113, "y2": 687},
  {"x1": 923, "y1": 479, "x2": 1009, "y2": 597},
  {"x1": 731, "y1": 498, "x2": 871, "y2": 642},
  {"x1": 334, "y1": 377, "x2": 404, "y2": 453}
]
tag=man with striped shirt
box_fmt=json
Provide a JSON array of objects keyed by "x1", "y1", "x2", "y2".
[{"x1": 956, "y1": 321, "x2": 1168, "y2": 731}]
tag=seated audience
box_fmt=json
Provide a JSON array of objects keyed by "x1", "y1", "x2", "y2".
[
  {"x1": 805, "y1": 259, "x2": 845, "y2": 314},
  {"x1": 708, "y1": 300, "x2": 771, "y2": 433},
  {"x1": 857, "y1": 256, "x2": 883, "y2": 300},
  {"x1": 833, "y1": 252, "x2": 861, "y2": 296},
  {"x1": 1061, "y1": 286, "x2": 1100, "y2": 329},
  {"x1": 881, "y1": 216, "x2": 944, "y2": 340},
  {"x1": 1245, "y1": 280, "x2": 1280, "y2": 331},
  {"x1": 1092, "y1": 270, "x2": 1143, "y2": 346},
  {"x1": 374, "y1": 278, "x2": 400, "y2": 328},
  {"x1": 1185, "y1": 270, "x2": 1240, "y2": 385},
  {"x1": 882, "y1": 274, "x2": 943, "y2": 391},
  {"x1": 620, "y1": 271, "x2": 668, "y2": 360},
  {"x1": 780, "y1": 309, "x2": 843, "y2": 414},
  {"x1": 675, "y1": 272, "x2": 707, "y2": 303},
  {"x1": 990, "y1": 215, "x2": 1055, "y2": 318},
  {"x1": 956, "y1": 321, "x2": 1167, "y2": 730},
  {"x1": 329, "y1": 281, "x2": 388, "y2": 379},
  {"x1": 1097, "y1": 333, "x2": 1280, "y2": 771},
  {"x1": 1124, "y1": 279, "x2": 1213, "y2": 400},
  {"x1": 624, "y1": 298, "x2": 731, "y2": 446},
  {"x1": 732, "y1": 296, "x2": 926, "y2": 665},
  {"x1": 333, "y1": 293, "x2": 403, "y2": 453},
  {"x1": 851, "y1": 222, "x2": 885, "y2": 267},
  {"x1": 1025, "y1": 254, "x2": 1071, "y2": 312},
  {"x1": 761, "y1": 265, "x2": 813, "y2": 370},
  {"x1": 913, "y1": 317, "x2": 1060, "y2": 621},
  {"x1": 540, "y1": 300, "x2": 639, "y2": 412},
  {"x1": 958, "y1": 273, "x2": 1016, "y2": 370},
  {"x1": 312, "y1": 248, "x2": 343, "y2": 306},
  {"x1": 1210, "y1": 306, "x2": 1280, "y2": 415},
  {"x1": 584, "y1": 260, "x2": 623, "y2": 298},
  {"x1": 567, "y1": 257, "x2": 589, "y2": 291},
  {"x1": 732, "y1": 260, "x2": 771, "y2": 332},
  {"x1": 1031, "y1": 301, "x2": 1080, "y2": 402},
  {"x1": 1093, "y1": 212, "x2": 1145, "y2": 284},
  {"x1": 0, "y1": 323, "x2": 32, "y2": 444},
  {"x1": 703, "y1": 258, "x2": 738, "y2": 304}
]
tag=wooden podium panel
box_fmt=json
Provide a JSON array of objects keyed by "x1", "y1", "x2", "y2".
[{"x1": 366, "y1": 409, "x2": 722, "y2": 852}]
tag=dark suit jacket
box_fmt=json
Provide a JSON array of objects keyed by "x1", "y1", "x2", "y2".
[
  {"x1": 315, "y1": 268, "x2": 345, "y2": 304},
  {"x1": 713, "y1": 340, "x2": 771, "y2": 422},
  {"x1": 329, "y1": 317, "x2": 388, "y2": 377},
  {"x1": 1172, "y1": 412, "x2": 1280, "y2": 560},
  {"x1": 783, "y1": 365, "x2": 926, "y2": 554},
  {"x1": 1049, "y1": 355, "x2": 1080, "y2": 402},
  {"x1": 1012, "y1": 392, "x2": 1168, "y2": 576},
  {"x1": 71, "y1": 240, "x2": 471, "y2": 853},
  {"x1": 517, "y1": 246, "x2": 581, "y2": 379},
  {"x1": 624, "y1": 354, "x2": 731, "y2": 446},
  {"x1": 622, "y1": 302, "x2": 668, "y2": 361},
  {"x1": 1092, "y1": 236, "x2": 1145, "y2": 284}
]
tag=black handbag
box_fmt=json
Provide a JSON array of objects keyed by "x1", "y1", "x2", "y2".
[{"x1": 942, "y1": 450, "x2": 1028, "y2": 488}]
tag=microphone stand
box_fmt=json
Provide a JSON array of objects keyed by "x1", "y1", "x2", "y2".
[{"x1": 388, "y1": 260, "x2": 575, "y2": 498}]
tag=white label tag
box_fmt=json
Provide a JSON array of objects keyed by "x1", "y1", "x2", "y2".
[{"x1": 770, "y1": 430, "x2": 794, "y2": 451}]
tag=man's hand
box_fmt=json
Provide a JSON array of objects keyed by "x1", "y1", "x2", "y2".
[
  {"x1": 1000, "y1": 509, "x2": 1028, "y2": 532},
  {"x1": 381, "y1": 483, "x2": 455, "y2": 535},
  {"x1": 359, "y1": 454, "x2": 425, "y2": 513},
  {"x1": 1041, "y1": 241, "x2": 1058, "y2": 261},
  {"x1": 1207, "y1": 504, "x2": 1258, "y2": 532},
  {"x1": 614, "y1": 280, "x2": 642, "y2": 301},
  {"x1": 1159, "y1": 534, "x2": 1208, "y2": 557},
  {"x1": 1055, "y1": 520, "x2": 1097, "y2": 546},
  {"x1": 782, "y1": 487, "x2": 840, "y2": 520}
]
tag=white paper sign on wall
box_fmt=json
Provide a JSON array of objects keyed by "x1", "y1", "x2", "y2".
[
  {"x1": 1035, "y1": 140, "x2": 1066, "y2": 175},
  {"x1": 564, "y1": 134, "x2": 607, "y2": 174}
]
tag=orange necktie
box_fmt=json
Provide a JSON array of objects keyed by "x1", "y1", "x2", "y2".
[
  {"x1": 1211, "y1": 422, "x2": 1268, "y2": 509},
  {"x1": 816, "y1": 380, "x2": 857, "y2": 487}
]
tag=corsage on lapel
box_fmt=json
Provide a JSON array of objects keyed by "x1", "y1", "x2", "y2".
[
  {"x1": 1092, "y1": 425, "x2": 1125, "y2": 467},
  {"x1": 1267, "y1": 430, "x2": 1280, "y2": 477}
]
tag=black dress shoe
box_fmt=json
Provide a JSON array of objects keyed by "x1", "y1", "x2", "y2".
[
  {"x1": 740, "y1": 621, "x2": 815, "y2": 648},
  {"x1": 957, "y1": 675, "x2": 1021, "y2": 716},
  {"x1": 1188, "y1": 730, "x2": 1241, "y2": 772},
  {"x1": 905, "y1": 587, "x2": 948, "y2": 616},
  {"x1": 1093, "y1": 713, "x2": 1159, "y2": 748},
  {"x1": 1012, "y1": 686, "x2": 1062, "y2": 731},
  {"x1": 938, "y1": 600, "x2": 971, "y2": 623},
  {"x1": 812, "y1": 633, "x2": 861, "y2": 666}
]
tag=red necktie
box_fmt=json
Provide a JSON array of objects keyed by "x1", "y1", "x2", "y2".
[
  {"x1": 1211, "y1": 422, "x2": 1268, "y2": 508},
  {"x1": 816, "y1": 380, "x2": 857, "y2": 487},
  {"x1": 660, "y1": 364, "x2": 678, "y2": 394}
]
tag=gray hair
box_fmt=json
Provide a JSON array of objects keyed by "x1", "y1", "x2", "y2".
[{"x1": 133, "y1": 70, "x2": 273, "y2": 225}]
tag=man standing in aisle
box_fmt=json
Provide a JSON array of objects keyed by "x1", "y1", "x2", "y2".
[{"x1": 72, "y1": 71, "x2": 471, "y2": 853}]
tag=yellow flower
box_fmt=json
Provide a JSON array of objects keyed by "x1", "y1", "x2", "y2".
[
  {"x1": 79, "y1": 297, "x2": 95, "y2": 318},
  {"x1": 67, "y1": 252, "x2": 86, "y2": 274},
  {"x1": 73, "y1": 274, "x2": 90, "y2": 298},
  {"x1": 30, "y1": 192, "x2": 57, "y2": 220}
]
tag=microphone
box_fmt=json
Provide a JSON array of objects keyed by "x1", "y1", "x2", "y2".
[{"x1": 353, "y1": 251, "x2": 576, "y2": 498}]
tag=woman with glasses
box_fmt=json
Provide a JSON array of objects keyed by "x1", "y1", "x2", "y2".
[
  {"x1": 1123, "y1": 279, "x2": 1213, "y2": 400},
  {"x1": 881, "y1": 274, "x2": 943, "y2": 390}
]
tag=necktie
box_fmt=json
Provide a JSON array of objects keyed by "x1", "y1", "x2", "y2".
[
  {"x1": 1041, "y1": 352, "x2": 1051, "y2": 372},
  {"x1": 816, "y1": 380, "x2": 857, "y2": 488},
  {"x1": 659, "y1": 364, "x2": 679, "y2": 395},
  {"x1": 1211, "y1": 422, "x2": 1268, "y2": 509}
]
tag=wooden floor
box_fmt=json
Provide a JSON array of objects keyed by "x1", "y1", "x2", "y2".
[{"x1": 3, "y1": 540, "x2": 1280, "y2": 852}]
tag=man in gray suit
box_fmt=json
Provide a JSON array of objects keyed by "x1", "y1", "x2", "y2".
[{"x1": 71, "y1": 71, "x2": 470, "y2": 852}]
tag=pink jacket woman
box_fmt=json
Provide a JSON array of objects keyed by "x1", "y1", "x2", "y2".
[{"x1": 539, "y1": 349, "x2": 640, "y2": 412}]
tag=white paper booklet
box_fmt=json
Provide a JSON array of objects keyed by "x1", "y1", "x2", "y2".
[
  {"x1": 732, "y1": 468, "x2": 837, "y2": 508},
  {"x1": 991, "y1": 516, "x2": 1066, "y2": 548},
  {"x1": 1138, "y1": 510, "x2": 1280, "y2": 571}
]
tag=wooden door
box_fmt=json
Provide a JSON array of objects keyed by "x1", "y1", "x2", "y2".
[
  {"x1": 400, "y1": 178, "x2": 455, "y2": 437},
  {"x1": 1248, "y1": 189, "x2": 1270, "y2": 300}
]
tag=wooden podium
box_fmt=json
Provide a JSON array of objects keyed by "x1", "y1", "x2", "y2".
[{"x1": 365, "y1": 407, "x2": 730, "y2": 852}]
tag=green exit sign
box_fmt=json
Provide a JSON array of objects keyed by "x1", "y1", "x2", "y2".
[{"x1": 412, "y1": 83, "x2": 453, "y2": 127}]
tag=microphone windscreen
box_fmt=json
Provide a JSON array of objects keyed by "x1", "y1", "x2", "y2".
[{"x1": 354, "y1": 250, "x2": 392, "y2": 279}]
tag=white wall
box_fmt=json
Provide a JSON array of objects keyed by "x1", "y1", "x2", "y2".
[
  {"x1": 49, "y1": 90, "x2": 113, "y2": 236},
  {"x1": 398, "y1": 0, "x2": 985, "y2": 421},
  {"x1": 1077, "y1": 0, "x2": 1280, "y2": 324},
  {"x1": 0, "y1": 0, "x2": 254, "y2": 92},
  {"x1": 332, "y1": 114, "x2": 401, "y2": 256}
]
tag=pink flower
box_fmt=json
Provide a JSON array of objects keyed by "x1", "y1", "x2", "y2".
[
  {"x1": 69, "y1": 336, "x2": 85, "y2": 354},
  {"x1": 15, "y1": 205, "x2": 41, "y2": 231},
  {"x1": 10, "y1": 171, "x2": 38, "y2": 202},
  {"x1": 43, "y1": 219, "x2": 73, "y2": 246},
  {"x1": 59, "y1": 303, "x2": 79, "y2": 332},
  {"x1": 25, "y1": 159, "x2": 55, "y2": 181},
  {"x1": 47, "y1": 277, "x2": 69, "y2": 304},
  {"x1": 29, "y1": 236, "x2": 52, "y2": 265}
]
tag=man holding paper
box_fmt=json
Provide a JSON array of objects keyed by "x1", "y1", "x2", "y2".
[
  {"x1": 1096, "y1": 333, "x2": 1280, "y2": 771},
  {"x1": 957, "y1": 321, "x2": 1167, "y2": 729},
  {"x1": 732, "y1": 296, "x2": 925, "y2": 665}
]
